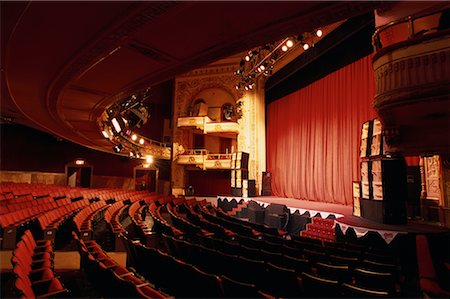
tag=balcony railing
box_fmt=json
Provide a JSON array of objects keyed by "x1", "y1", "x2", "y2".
[
  {"x1": 177, "y1": 116, "x2": 239, "y2": 135},
  {"x1": 176, "y1": 150, "x2": 233, "y2": 169},
  {"x1": 372, "y1": 7, "x2": 448, "y2": 51}
]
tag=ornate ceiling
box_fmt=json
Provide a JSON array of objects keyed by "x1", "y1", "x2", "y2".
[{"x1": 1, "y1": 1, "x2": 384, "y2": 155}]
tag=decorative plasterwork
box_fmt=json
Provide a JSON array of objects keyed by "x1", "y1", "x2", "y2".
[{"x1": 424, "y1": 155, "x2": 442, "y2": 202}]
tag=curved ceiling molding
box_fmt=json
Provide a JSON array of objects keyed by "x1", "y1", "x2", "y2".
[{"x1": 3, "y1": 1, "x2": 384, "y2": 155}]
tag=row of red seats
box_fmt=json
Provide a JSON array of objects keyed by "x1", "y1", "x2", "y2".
[
  {"x1": 72, "y1": 232, "x2": 167, "y2": 298},
  {"x1": 72, "y1": 200, "x2": 108, "y2": 239},
  {"x1": 0, "y1": 198, "x2": 62, "y2": 228},
  {"x1": 12, "y1": 230, "x2": 68, "y2": 298},
  {"x1": 104, "y1": 201, "x2": 127, "y2": 234},
  {"x1": 37, "y1": 199, "x2": 90, "y2": 240},
  {"x1": 129, "y1": 201, "x2": 153, "y2": 235}
]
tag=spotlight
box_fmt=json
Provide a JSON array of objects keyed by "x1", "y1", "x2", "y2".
[
  {"x1": 286, "y1": 39, "x2": 294, "y2": 48},
  {"x1": 245, "y1": 55, "x2": 250, "y2": 61},
  {"x1": 102, "y1": 130, "x2": 109, "y2": 138},
  {"x1": 139, "y1": 138, "x2": 145, "y2": 145},
  {"x1": 260, "y1": 65, "x2": 265, "y2": 71},
  {"x1": 131, "y1": 134, "x2": 137, "y2": 141},
  {"x1": 281, "y1": 45, "x2": 288, "y2": 52},
  {"x1": 111, "y1": 117, "x2": 123, "y2": 134},
  {"x1": 303, "y1": 43, "x2": 309, "y2": 50},
  {"x1": 316, "y1": 29, "x2": 323, "y2": 37},
  {"x1": 113, "y1": 144, "x2": 123, "y2": 153},
  {"x1": 145, "y1": 155, "x2": 154, "y2": 164}
]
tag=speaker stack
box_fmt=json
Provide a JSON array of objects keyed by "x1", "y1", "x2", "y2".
[
  {"x1": 358, "y1": 119, "x2": 407, "y2": 224},
  {"x1": 231, "y1": 152, "x2": 255, "y2": 197}
]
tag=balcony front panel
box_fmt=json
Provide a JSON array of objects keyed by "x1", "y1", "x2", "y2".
[
  {"x1": 176, "y1": 155, "x2": 204, "y2": 166},
  {"x1": 204, "y1": 121, "x2": 239, "y2": 135},
  {"x1": 372, "y1": 32, "x2": 450, "y2": 155}
]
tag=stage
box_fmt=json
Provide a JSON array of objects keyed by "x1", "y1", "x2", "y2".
[{"x1": 214, "y1": 195, "x2": 450, "y2": 248}]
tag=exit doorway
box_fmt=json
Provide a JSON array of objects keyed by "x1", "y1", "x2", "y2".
[{"x1": 134, "y1": 166, "x2": 159, "y2": 192}]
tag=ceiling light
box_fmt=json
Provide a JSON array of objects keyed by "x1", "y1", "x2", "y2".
[
  {"x1": 303, "y1": 43, "x2": 309, "y2": 50},
  {"x1": 286, "y1": 40, "x2": 294, "y2": 48},
  {"x1": 316, "y1": 29, "x2": 323, "y2": 37},
  {"x1": 111, "y1": 117, "x2": 122, "y2": 134},
  {"x1": 102, "y1": 130, "x2": 109, "y2": 138},
  {"x1": 131, "y1": 134, "x2": 137, "y2": 141},
  {"x1": 145, "y1": 155, "x2": 154, "y2": 164},
  {"x1": 245, "y1": 55, "x2": 250, "y2": 61},
  {"x1": 129, "y1": 151, "x2": 134, "y2": 157},
  {"x1": 281, "y1": 45, "x2": 288, "y2": 52},
  {"x1": 139, "y1": 138, "x2": 145, "y2": 145},
  {"x1": 113, "y1": 144, "x2": 123, "y2": 153}
]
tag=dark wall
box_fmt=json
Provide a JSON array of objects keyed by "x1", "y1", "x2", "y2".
[
  {"x1": 136, "y1": 79, "x2": 173, "y2": 141},
  {"x1": 188, "y1": 170, "x2": 231, "y2": 197},
  {"x1": 0, "y1": 123, "x2": 165, "y2": 178}
]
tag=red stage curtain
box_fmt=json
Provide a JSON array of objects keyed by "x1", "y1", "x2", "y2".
[{"x1": 267, "y1": 55, "x2": 377, "y2": 205}]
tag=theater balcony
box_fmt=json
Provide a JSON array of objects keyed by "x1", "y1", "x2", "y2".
[
  {"x1": 177, "y1": 116, "x2": 239, "y2": 136},
  {"x1": 372, "y1": 6, "x2": 450, "y2": 156},
  {"x1": 176, "y1": 149, "x2": 232, "y2": 170}
]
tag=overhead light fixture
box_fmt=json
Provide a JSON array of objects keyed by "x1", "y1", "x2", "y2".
[
  {"x1": 139, "y1": 138, "x2": 145, "y2": 145},
  {"x1": 111, "y1": 117, "x2": 122, "y2": 134},
  {"x1": 234, "y1": 28, "x2": 323, "y2": 90},
  {"x1": 131, "y1": 134, "x2": 137, "y2": 141},
  {"x1": 113, "y1": 144, "x2": 123, "y2": 153},
  {"x1": 145, "y1": 155, "x2": 154, "y2": 164},
  {"x1": 101, "y1": 130, "x2": 109, "y2": 138}
]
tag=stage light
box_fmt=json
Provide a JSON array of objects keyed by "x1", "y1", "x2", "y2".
[
  {"x1": 286, "y1": 39, "x2": 294, "y2": 48},
  {"x1": 113, "y1": 144, "x2": 123, "y2": 153},
  {"x1": 145, "y1": 155, "x2": 154, "y2": 164},
  {"x1": 303, "y1": 43, "x2": 309, "y2": 50},
  {"x1": 260, "y1": 65, "x2": 265, "y2": 71},
  {"x1": 111, "y1": 117, "x2": 122, "y2": 133},
  {"x1": 245, "y1": 55, "x2": 250, "y2": 61},
  {"x1": 139, "y1": 138, "x2": 145, "y2": 145},
  {"x1": 131, "y1": 134, "x2": 137, "y2": 141},
  {"x1": 281, "y1": 45, "x2": 288, "y2": 52},
  {"x1": 316, "y1": 29, "x2": 323, "y2": 37},
  {"x1": 101, "y1": 130, "x2": 109, "y2": 138}
]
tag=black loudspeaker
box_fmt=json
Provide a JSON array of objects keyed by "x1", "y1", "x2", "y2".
[
  {"x1": 360, "y1": 158, "x2": 407, "y2": 225},
  {"x1": 381, "y1": 158, "x2": 407, "y2": 224},
  {"x1": 248, "y1": 200, "x2": 265, "y2": 224},
  {"x1": 264, "y1": 203, "x2": 289, "y2": 230},
  {"x1": 262, "y1": 172, "x2": 272, "y2": 196},
  {"x1": 248, "y1": 180, "x2": 256, "y2": 197},
  {"x1": 360, "y1": 198, "x2": 383, "y2": 223}
]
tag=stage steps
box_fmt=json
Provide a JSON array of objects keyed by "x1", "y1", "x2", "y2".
[
  {"x1": 301, "y1": 217, "x2": 335, "y2": 243},
  {"x1": 227, "y1": 201, "x2": 249, "y2": 217}
]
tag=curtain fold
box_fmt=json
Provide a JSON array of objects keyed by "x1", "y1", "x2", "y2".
[{"x1": 267, "y1": 55, "x2": 377, "y2": 205}]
